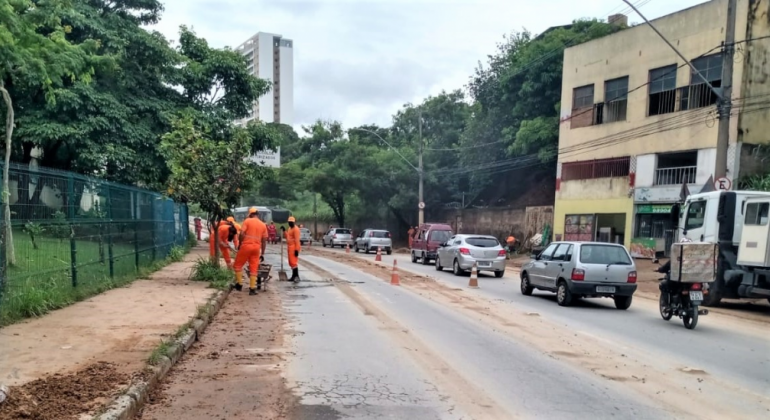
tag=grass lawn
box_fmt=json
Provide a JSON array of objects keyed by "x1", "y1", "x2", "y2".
[{"x1": 1, "y1": 229, "x2": 191, "y2": 326}]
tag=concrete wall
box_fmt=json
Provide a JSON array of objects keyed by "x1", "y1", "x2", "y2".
[
  {"x1": 436, "y1": 206, "x2": 554, "y2": 244},
  {"x1": 559, "y1": 0, "x2": 749, "y2": 162},
  {"x1": 738, "y1": 0, "x2": 770, "y2": 148}
]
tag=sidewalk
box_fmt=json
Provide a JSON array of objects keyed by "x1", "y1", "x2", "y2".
[{"x1": 0, "y1": 245, "x2": 215, "y2": 417}]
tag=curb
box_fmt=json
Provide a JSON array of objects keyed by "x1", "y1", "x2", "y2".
[{"x1": 94, "y1": 288, "x2": 230, "y2": 420}]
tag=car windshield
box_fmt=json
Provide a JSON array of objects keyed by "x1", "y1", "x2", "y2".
[
  {"x1": 372, "y1": 231, "x2": 389, "y2": 238},
  {"x1": 465, "y1": 237, "x2": 499, "y2": 248},
  {"x1": 336, "y1": 229, "x2": 351, "y2": 235},
  {"x1": 579, "y1": 245, "x2": 632, "y2": 265},
  {"x1": 301, "y1": 229, "x2": 310, "y2": 234},
  {"x1": 430, "y1": 230, "x2": 452, "y2": 243}
]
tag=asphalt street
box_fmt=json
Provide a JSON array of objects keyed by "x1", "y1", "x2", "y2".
[{"x1": 320, "y1": 247, "x2": 770, "y2": 394}]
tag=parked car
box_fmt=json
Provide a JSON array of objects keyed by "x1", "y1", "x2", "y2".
[
  {"x1": 520, "y1": 241, "x2": 637, "y2": 309},
  {"x1": 300, "y1": 228, "x2": 312, "y2": 246},
  {"x1": 411, "y1": 223, "x2": 453, "y2": 265},
  {"x1": 322, "y1": 228, "x2": 354, "y2": 248},
  {"x1": 435, "y1": 234, "x2": 507, "y2": 278},
  {"x1": 354, "y1": 229, "x2": 392, "y2": 254}
]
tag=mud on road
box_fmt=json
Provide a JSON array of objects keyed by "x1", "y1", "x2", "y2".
[
  {"x1": 304, "y1": 247, "x2": 770, "y2": 419},
  {"x1": 138, "y1": 283, "x2": 297, "y2": 420}
]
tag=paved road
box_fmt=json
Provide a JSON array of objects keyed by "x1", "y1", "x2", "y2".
[
  {"x1": 288, "y1": 254, "x2": 678, "y2": 419},
  {"x1": 307, "y1": 247, "x2": 770, "y2": 415}
]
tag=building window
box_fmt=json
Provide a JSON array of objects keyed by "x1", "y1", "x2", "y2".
[
  {"x1": 561, "y1": 157, "x2": 630, "y2": 181},
  {"x1": 655, "y1": 151, "x2": 697, "y2": 185},
  {"x1": 564, "y1": 215, "x2": 595, "y2": 242},
  {"x1": 681, "y1": 54, "x2": 722, "y2": 110},
  {"x1": 648, "y1": 65, "x2": 677, "y2": 116},
  {"x1": 596, "y1": 76, "x2": 629, "y2": 124},
  {"x1": 571, "y1": 84, "x2": 595, "y2": 129}
]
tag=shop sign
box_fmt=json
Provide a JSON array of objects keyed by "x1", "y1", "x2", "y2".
[
  {"x1": 634, "y1": 185, "x2": 702, "y2": 203},
  {"x1": 636, "y1": 204, "x2": 673, "y2": 214},
  {"x1": 630, "y1": 238, "x2": 657, "y2": 259}
]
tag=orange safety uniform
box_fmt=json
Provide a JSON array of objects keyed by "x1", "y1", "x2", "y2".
[
  {"x1": 218, "y1": 222, "x2": 234, "y2": 268},
  {"x1": 209, "y1": 223, "x2": 216, "y2": 258},
  {"x1": 286, "y1": 225, "x2": 301, "y2": 269},
  {"x1": 407, "y1": 227, "x2": 415, "y2": 248},
  {"x1": 233, "y1": 216, "x2": 268, "y2": 289}
]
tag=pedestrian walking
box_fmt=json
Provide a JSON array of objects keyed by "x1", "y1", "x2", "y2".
[{"x1": 194, "y1": 217, "x2": 202, "y2": 241}]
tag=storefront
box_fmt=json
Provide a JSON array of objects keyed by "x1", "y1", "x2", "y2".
[
  {"x1": 562, "y1": 213, "x2": 626, "y2": 244},
  {"x1": 631, "y1": 185, "x2": 693, "y2": 258}
]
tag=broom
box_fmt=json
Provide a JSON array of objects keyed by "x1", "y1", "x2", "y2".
[{"x1": 278, "y1": 234, "x2": 289, "y2": 281}]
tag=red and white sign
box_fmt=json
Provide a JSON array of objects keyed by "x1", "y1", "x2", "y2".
[{"x1": 715, "y1": 177, "x2": 732, "y2": 191}]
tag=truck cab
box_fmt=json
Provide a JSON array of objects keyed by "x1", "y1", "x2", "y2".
[{"x1": 677, "y1": 191, "x2": 770, "y2": 305}]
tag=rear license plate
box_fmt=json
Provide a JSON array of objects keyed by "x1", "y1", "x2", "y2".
[
  {"x1": 596, "y1": 286, "x2": 616, "y2": 293},
  {"x1": 478, "y1": 261, "x2": 491, "y2": 267},
  {"x1": 690, "y1": 291, "x2": 703, "y2": 301}
]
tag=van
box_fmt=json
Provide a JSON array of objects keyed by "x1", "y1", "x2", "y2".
[{"x1": 411, "y1": 223, "x2": 453, "y2": 265}]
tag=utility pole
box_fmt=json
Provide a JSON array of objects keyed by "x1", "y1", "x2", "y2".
[
  {"x1": 623, "y1": 0, "x2": 736, "y2": 180},
  {"x1": 715, "y1": 0, "x2": 737, "y2": 179},
  {"x1": 313, "y1": 193, "x2": 318, "y2": 241},
  {"x1": 418, "y1": 110, "x2": 424, "y2": 226}
]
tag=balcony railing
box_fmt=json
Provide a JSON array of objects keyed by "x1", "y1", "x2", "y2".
[{"x1": 655, "y1": 166, "x2": 697, "y2": 186}]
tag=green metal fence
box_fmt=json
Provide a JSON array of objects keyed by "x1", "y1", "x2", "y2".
[{"x1": 0, "y1": 162, "x2": 188, "y2": 323}]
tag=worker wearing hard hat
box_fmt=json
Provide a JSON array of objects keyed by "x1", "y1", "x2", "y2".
[
  {"x1": 227, "y1": 216, "x2": 241, "y2": 248},
  {"x1": 286, "y1": 216, "x2": 302, "y2": 283},
  {"x1": 232, "y1": 207, "x2": 268, "y2": 295},
  {"x1": 217, "y1": 220, "x2": 236, "y2": 269}
]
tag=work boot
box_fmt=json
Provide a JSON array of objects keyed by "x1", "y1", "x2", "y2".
[
  {"x1": 231, "y1": 271, "x2": 244, "y2": 291},
  {"x1": 292, "y1": 268, "x2": 300, "y2": 284},
  {"x1": 231, "y1": 283, "x2": 243, "y2": 292},
  {"x1": 257, "y1": 277, "x2": 263, "y2": 291},
  {"x1": 249, "y1": 288, "x2": 258, "y2": 295}
]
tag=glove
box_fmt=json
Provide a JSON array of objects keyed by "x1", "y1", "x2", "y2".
[{"x1": 294, "y1": 250, "x2": 299, "y2": 257}]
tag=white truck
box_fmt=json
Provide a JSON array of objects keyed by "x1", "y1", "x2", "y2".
[{"x1": 675, "y1": 190, "x2": 770, "y2": 306}]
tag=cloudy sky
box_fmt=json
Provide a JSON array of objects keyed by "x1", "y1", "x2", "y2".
[{"x1": 151, "y1": 0, "x2": 708, "y2": 131}]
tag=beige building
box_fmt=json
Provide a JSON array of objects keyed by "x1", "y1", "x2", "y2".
[{"x1": 553, "y1": 0, "x2": 770, "y2": 255}]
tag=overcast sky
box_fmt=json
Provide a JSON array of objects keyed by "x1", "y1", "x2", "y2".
[{"x1": 151, "y1": 0, "x2": 708, "y2": 131}]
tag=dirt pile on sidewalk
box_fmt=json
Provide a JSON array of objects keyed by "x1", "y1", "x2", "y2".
[{"x1": 0, "y1": 362, "x2": 129, "y2": 420}]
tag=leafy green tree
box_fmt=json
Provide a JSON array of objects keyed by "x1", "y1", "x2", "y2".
[{"x1": 1, "y1": 0, "x2": 98, "y2": 265}]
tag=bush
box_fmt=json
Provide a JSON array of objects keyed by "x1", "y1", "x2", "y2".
[
  {"x1": 190, "y1": 258, "x2": 232, "y2": 289},
  {"x1": 167, "y1": 246, "x2": 186, "y2": 263}
]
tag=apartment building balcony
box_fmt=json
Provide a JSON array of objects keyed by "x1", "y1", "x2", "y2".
[{"x1": 654, "y1": 165, "x2": 697, "y2": 186}]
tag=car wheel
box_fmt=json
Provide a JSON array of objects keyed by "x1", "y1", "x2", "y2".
[
  {"x1": 411, "y1": 251, "x2": 417, "y2": 263},
  {"x1": 614, "y1": 295, "x2": 633, "y2": 310},
  {"x1": 494, "y1": 270, "x2": 505, "y2": 278},
  {"x1": 556, "y1": 281, "x2": 573, "y2": 307},
  {"x1": 435, "y1": 256, "x2": 443, "y2": 271},
  {"x1": 421, "y1": 252, "x2": 430, "y2": 265},
  {"x1": 387, "y1": 249, "x2": 392, "y2": 255},
  {"x1": 453, "y1": 259, "x2": 464, "y2": 276},
  {"x1": 354, "y1": 244, "x2": 359, "y2": 253},
  {"x1": 520, "y1": 273, "x2": 533, "y2": 296},
  {"x1": 322, "y1": 240, "x2": 327, "y2": 248}
]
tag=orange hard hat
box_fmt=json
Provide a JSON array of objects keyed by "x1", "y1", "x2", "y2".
[
  {"x1": 248, "y1": 207, "x2": 258, "y2": 214},
  {"x1": 227, "y1": 216, "x2": 235, "y2": 222},
  {"x1": 288, "y1": 216, "x2": 296, "y2": 222}
]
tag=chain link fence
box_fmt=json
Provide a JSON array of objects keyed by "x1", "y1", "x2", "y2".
[{"x1": 0, "y1": 162, "x2": 189, "y2": 324}]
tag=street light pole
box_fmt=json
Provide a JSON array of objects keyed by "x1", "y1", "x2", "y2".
[{"x1": 418, "y1": 111, "x2": 424, "y2": 226}]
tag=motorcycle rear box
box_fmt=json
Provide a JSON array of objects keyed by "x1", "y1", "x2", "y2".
[{"x1": 670, "y1": 242, "x2": 717, "y2": 283}]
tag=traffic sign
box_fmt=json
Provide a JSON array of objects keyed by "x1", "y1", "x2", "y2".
[
  {"x1": 715, "y1": 177, "x2": 732, "y2": 191},
  {"x1": 418, "y1": 202, "x2": 425, "y2": 209}
]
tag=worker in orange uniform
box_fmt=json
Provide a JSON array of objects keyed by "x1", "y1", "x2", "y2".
[
  {"x1": 286, "y1": 216, "x2": 302, "y2": 283},
  {"x1": 232, "y1": 207, "x2": 268, "y2": 295},
  {"x1": 506, "y1": 235, "x2": 516, "y2": 259},
  {"x1": 227, "y1": 216, "x2": 241, "y2": 248},
  {"x1": 217, "y1": 220, "x2": 237, "y2": 269}
]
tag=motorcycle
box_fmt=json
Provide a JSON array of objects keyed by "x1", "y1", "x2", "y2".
[{"x1": 656, "y1": 266, "x2": 709, "y2": 330}]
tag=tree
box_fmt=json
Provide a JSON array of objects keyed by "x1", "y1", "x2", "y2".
[
  {"x1": 160, "y1": 112, "x2": 276, "y2": 221},
  {"x1": 0, "y1": 0, "x2": 98, "y2": 265}
]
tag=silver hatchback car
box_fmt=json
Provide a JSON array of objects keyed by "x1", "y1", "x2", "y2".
[
  {"x1": 355, "y1": 229, "x2": 393, "y2": 254},
  {"x1": 322, "y1": 228, "x2": 354, "y2": 248},
  {"x1": 520, "y1": 241, "x2": 637, "y2": 309},
  {"x1": 435, "y1": 234, "x2": 507, "y2": 278}
]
